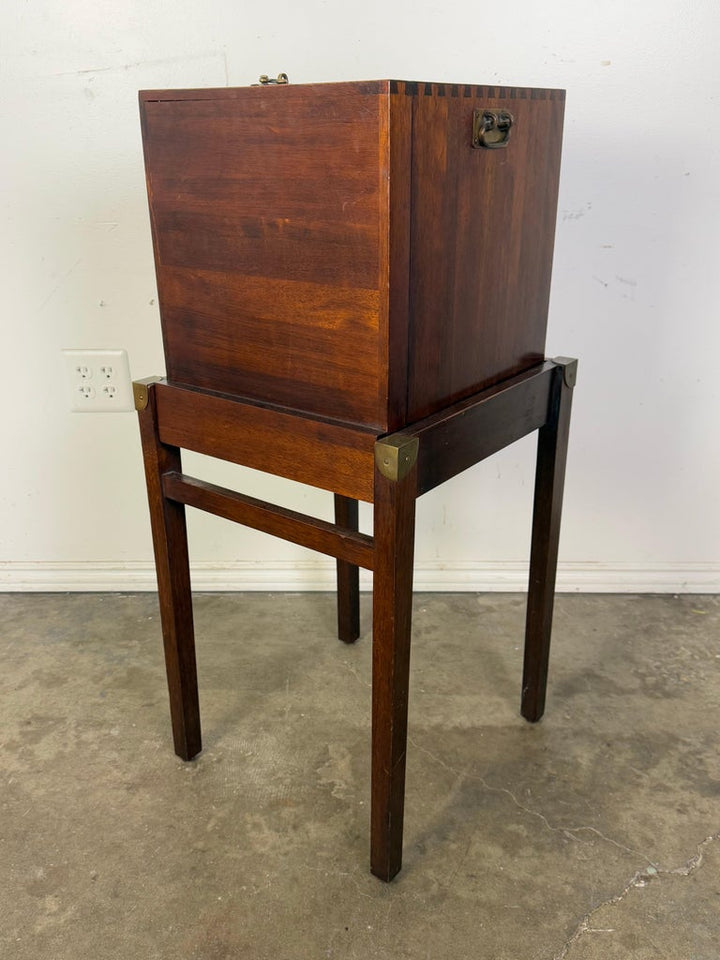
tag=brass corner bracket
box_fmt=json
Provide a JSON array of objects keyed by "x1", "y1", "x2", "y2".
[
  {"x1": 552, "y1": 357, "x2": 578, "y2": 389},
  {"x1": 374, "y1": 436, "x2": 419, "y2": 482},
  {"x1": 132, "y1": 376, "x2": 164, "y2": 411}
]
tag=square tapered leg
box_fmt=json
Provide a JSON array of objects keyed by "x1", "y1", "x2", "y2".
[
  {"x1": 136, "y1": 381, "x2": 201, "y2": 761},
  {"x1": 522, "y1": 359, "x2": 576, "y2": 722},
  {"x1": 370, "y1": 453, "x2": 417, "y2": 881},
  {"x1": 334, "y1": 494, "x2": 360, "y2": 644}
]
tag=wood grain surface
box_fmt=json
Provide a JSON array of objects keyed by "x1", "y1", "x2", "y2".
[
  {"x1": 140, "y1": 80, "x2": 565, "y2": 432},
  {"x1": 142, "y1": 82, "x2": 389, "y2": 427},
  {"x1": 153, "y1": 381, "x2": 377, "y2": 502}
]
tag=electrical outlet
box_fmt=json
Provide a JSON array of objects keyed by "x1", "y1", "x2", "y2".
[{"x1": 62, "y1": 349, "x2": 134, "y2": 412}]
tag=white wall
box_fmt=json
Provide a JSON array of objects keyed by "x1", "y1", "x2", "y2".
[{"x1": 2, "y1": 0, "x2": 719, "y2": 592}]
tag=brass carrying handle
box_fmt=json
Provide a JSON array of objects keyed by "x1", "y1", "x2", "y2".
[
  {"x1": 256, "y1": 73, "x2": 289, "y2": 85},
  {"x1": 472, "y1": 109, "x2": 513, "y2": 149}
]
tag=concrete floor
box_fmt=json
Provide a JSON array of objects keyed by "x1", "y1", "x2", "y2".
[{"x1": 0, "y1": 592, "x2": 718, "y2": 959}]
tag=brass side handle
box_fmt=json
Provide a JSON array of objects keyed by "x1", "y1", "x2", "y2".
[{"x1": 472, "y1": 109, "x2": 513, "y2": 149}]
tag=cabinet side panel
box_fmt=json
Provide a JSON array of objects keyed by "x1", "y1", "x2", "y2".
[
  {"x1": 140, "y1": 84, "x2": 386, "y2": 429},
  {"x1": 406, "y1": 84, "x2": 565, "y2": 422},
  {"x1": 384, "y1": 86, "x2": 414, "y2": 430}
]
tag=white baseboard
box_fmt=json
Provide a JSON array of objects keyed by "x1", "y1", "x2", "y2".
[{"x1": 1, "y1": 560, "x2": 718, "y2": 593}]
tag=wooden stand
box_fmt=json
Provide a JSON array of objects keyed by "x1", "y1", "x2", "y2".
[{"x1": 134, "y1": 356, "x2": 576, "y2": 881}]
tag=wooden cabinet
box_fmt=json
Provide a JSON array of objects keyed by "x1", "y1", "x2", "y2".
[
  {"x1": 140, "y1": 80, "x2": 564, "y2": 431},
  {"x1": 136, "y1": 79, "x2": 574, "y2": 881}
]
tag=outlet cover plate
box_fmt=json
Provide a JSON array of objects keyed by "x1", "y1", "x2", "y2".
[{"x1": 62, "y1": 349, "x2": 134, "y2": 412}]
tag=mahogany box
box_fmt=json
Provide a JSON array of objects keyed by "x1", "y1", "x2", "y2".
[{"x1": 139, "y1": 80, "x2": 565, "y2": 433}]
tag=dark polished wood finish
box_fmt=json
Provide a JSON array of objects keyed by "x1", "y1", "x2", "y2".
[
  {"x1": 409, "y1": 362, "x2": 555, "y2": 496},
  {"x1": 137, "y1": 387, "x2": 201, "y2": 762},
  {"x1": 136, "y1": 79, "x2": 573, "y2": 882},
  {"x1": 141, "y1": 81, "x2": 389, "y2": 429},
  {"x1": 140, "y1": 80, "x2": 564, "y2": 432},
  {"x1": 405, "y1": 83, "x2": 564, "y2": 421},
  {"x1": 136, "y1": 360, "x2": 576, "y2": 879},
  {"x1": 521, "y1": 361, "x2": 575, "y2": 722},
  {"x1": 164, "y1": 473, "x2": 374, "y2": 570},
  {"x1": 334, "y1": 495, "x2": 361, "y2": 643},
  {"x1": 154, "y1": 382, "x2": 377, "y2": 502},
  {"x1": 371, "y1": 458, "x2": 417, "y2": 881}
]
